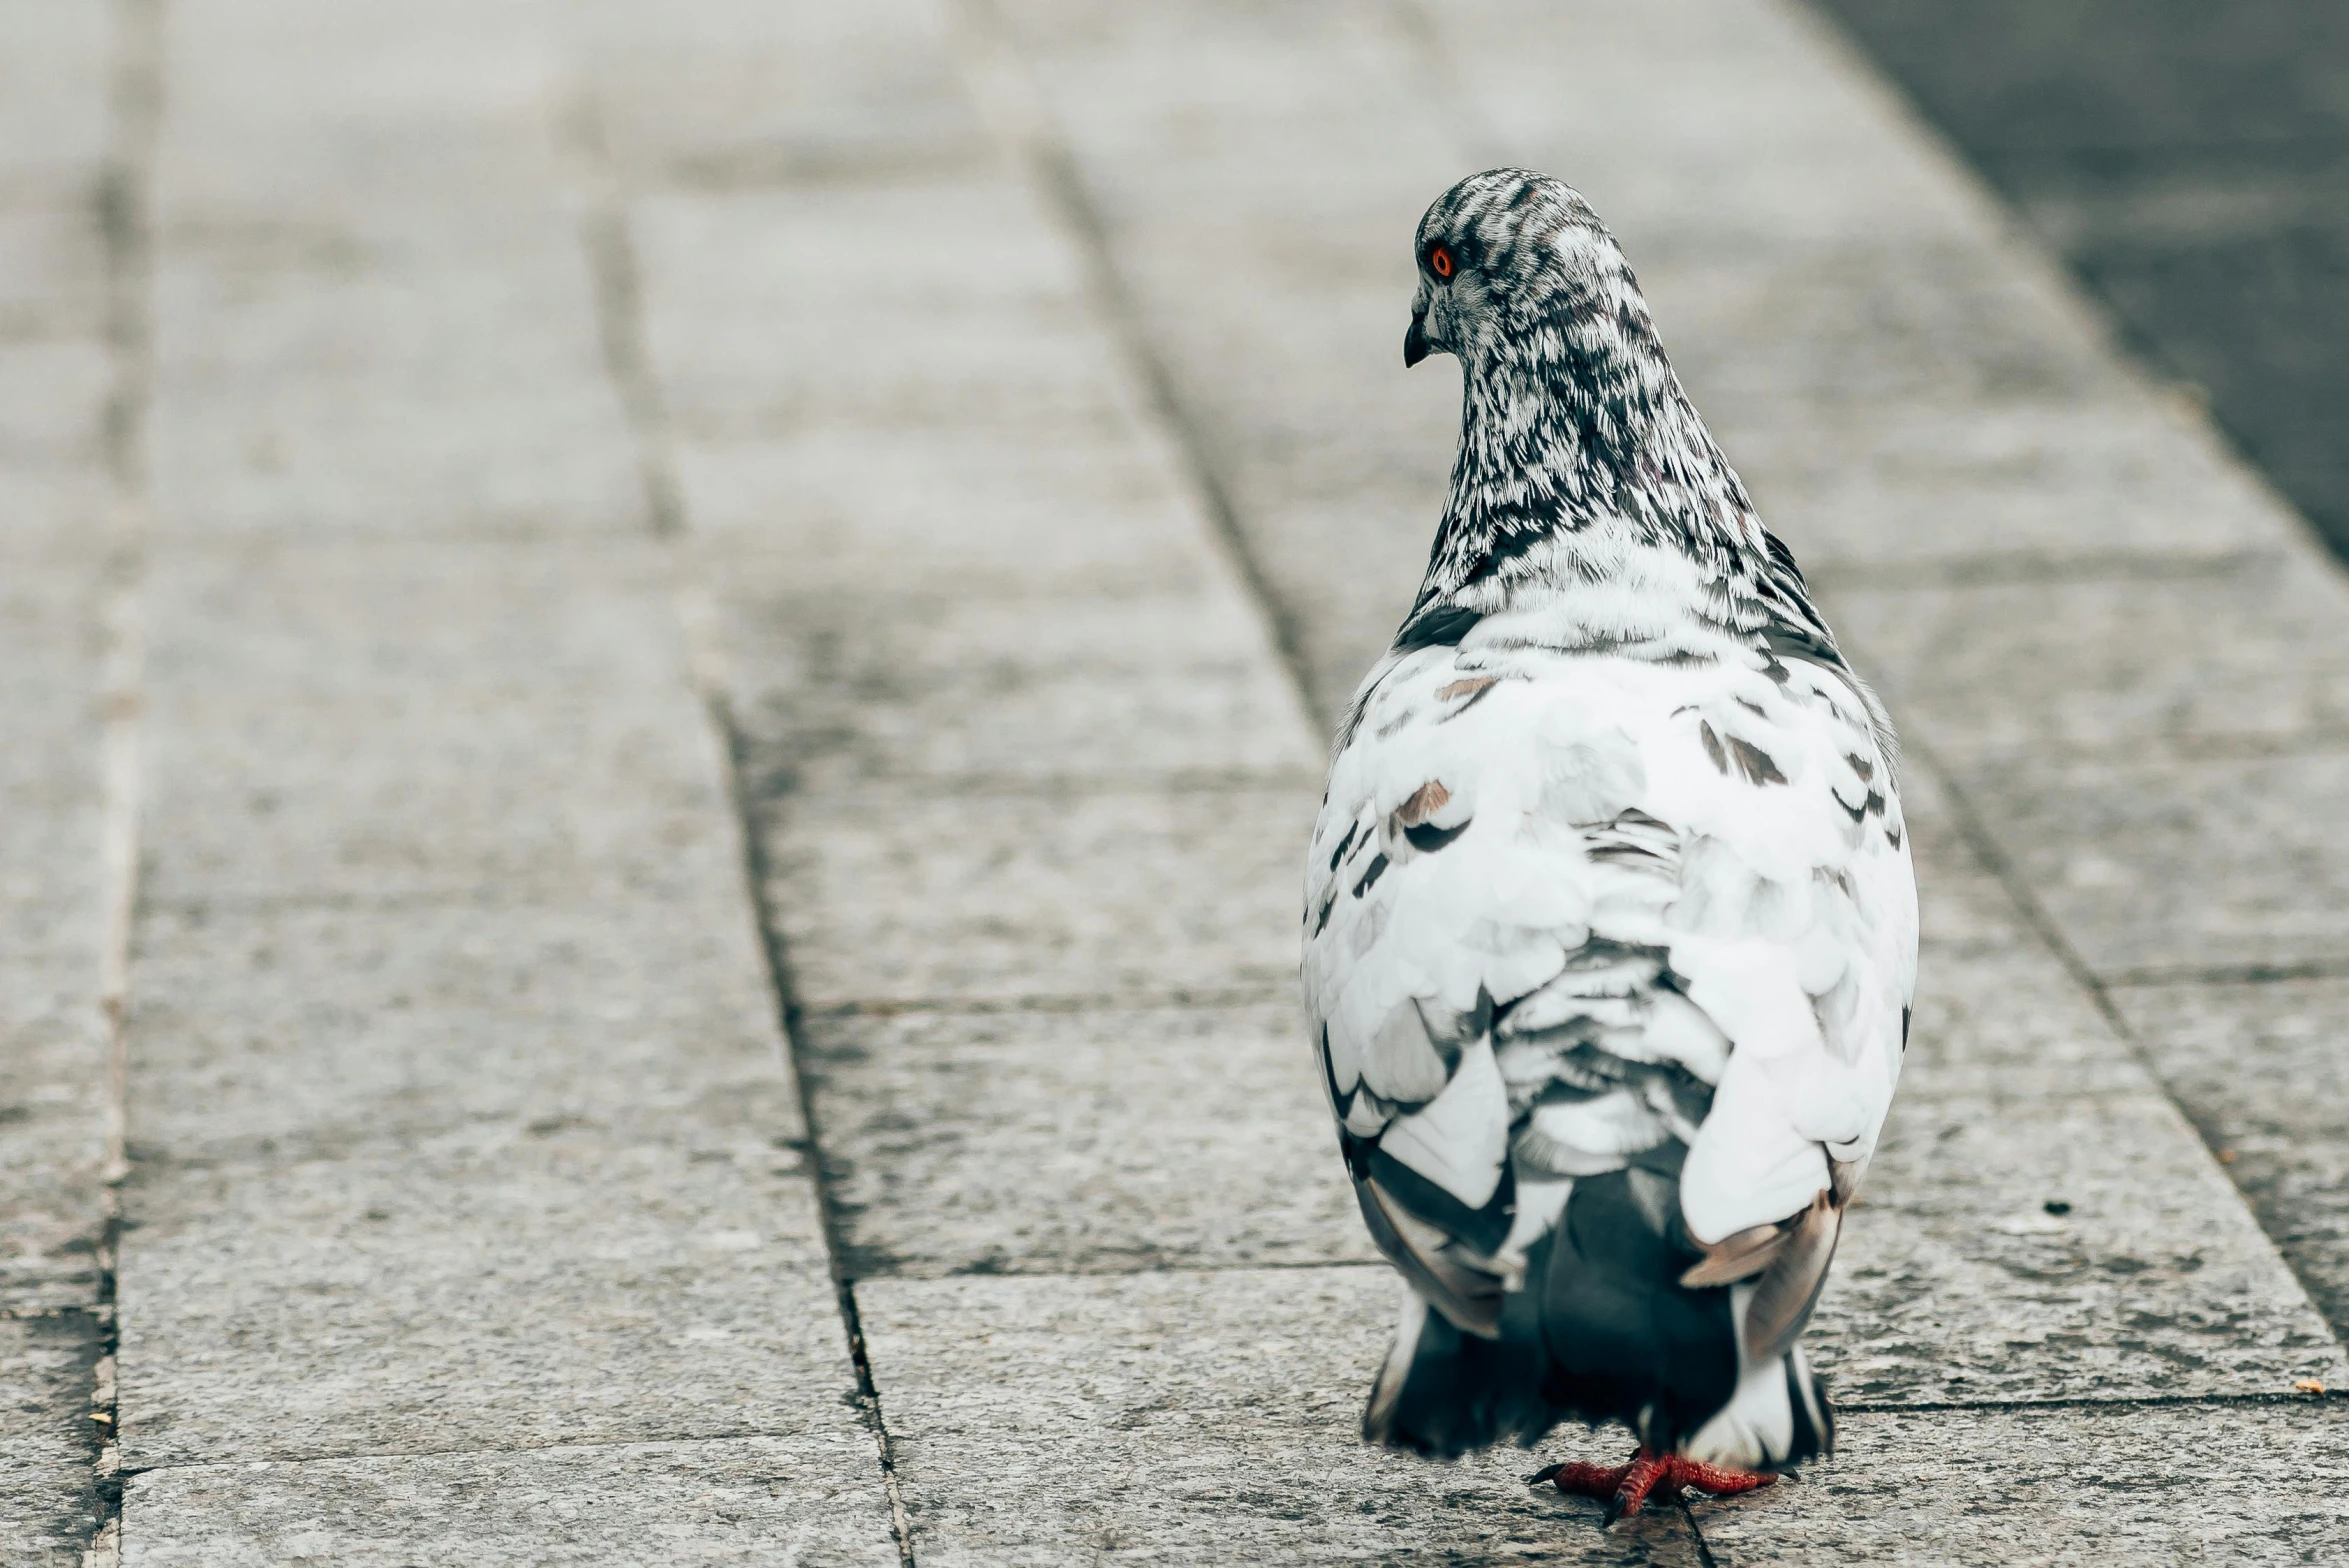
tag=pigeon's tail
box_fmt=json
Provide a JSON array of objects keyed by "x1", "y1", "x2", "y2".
[{"x1": 1360, "y1": 1169, "x2": 1833, "y2": 1469}]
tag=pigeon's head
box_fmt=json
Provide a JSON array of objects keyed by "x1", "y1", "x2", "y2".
[{"x1": 1404, "y1": 169, "x2": 1645, "y2": 374}]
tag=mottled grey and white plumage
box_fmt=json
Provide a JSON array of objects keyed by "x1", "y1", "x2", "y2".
[{"x1": 1302, "y1": 170, "x2": 1916, "y2": 1470}]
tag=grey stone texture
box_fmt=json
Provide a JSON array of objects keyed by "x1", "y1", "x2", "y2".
[
  {"x1": 118, "y1": 1134, "x2": 845, "y2": 1467},
  {"x1": 2114, "y1": 976, "x2": 2349, "y2": 1335},
  {"x1": 803, "y1": 1001, "x2": 1373, "y2": 1278},
  {"x1": 1816, "y1": 936, "x2": 2346, "y2": 1405},
  {"x1": 763, "y1": 784, "x2": 1313, "y2": 1009},
  {"x1": 0, "y1": 0, "x2": 124, "y2": 1557},
  {"x1": 1694, "y1": 1401, "x2": 2349, "y2": 1566},
  {"x1": 97, "y1": 0, "x2": 894, "y2": 1557},
  {"x1": 859, "y1": 1266, "x2": 1704, "y2": 1566},
  {"x1": 0, "y1": 1314, "x2": 107, "y2": 1568},
  {"x1": 122, "y1": 1437, "x2": 902, "y2": 1567}
]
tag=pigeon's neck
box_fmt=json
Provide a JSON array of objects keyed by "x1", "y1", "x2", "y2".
[{"x1": 1403, "y1": 328, "x2": 1771, "y2": 641}]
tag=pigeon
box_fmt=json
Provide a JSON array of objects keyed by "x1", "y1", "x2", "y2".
[{"x1": 1300, "y1": 170, "x2": 1916, "y2": 1523}]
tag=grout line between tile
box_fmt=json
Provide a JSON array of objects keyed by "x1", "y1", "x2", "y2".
[
  {"x1": 1907, "y1": 729, "x2": 2349, "y2": 1357},
  {"x1": 944, "y1": 0, "x2": 1334, "y2": 728},
  {"x1": 564, "y1": 93, "x2": 919, "y2": 1568},
  {"x1": 85, "y1": 0, "x2": 165, "y2": 1562}
]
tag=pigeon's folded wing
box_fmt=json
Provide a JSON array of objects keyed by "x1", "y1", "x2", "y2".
[{"x1": 1302, "y1": 638, "x2": 1915, "y2": 1333}]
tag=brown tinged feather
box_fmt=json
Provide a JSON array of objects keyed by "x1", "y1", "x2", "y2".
[
  {"x1": 1394, "y1": 780, "x2": 1451, "y2": 825},
  {"x1": 1743, "y1": 1188, "x2": 1842, "y2": 1365},
  {"x1": 1678, "y1": 1221, "x2": 1793, "y2": 1288}
]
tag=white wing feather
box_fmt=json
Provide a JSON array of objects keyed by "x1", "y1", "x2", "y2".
[{"x1": 1303, "y1": 633, "x2": 1916, "y2": 1254}]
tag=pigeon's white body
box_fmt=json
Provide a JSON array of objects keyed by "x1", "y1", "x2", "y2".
[{"x1": 1303, "y1": 170, "x2": 1918, "y2": 1474}]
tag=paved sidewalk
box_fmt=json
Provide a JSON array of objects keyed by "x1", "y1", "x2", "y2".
[{"x1": 2, "y1": 0, "x2": 2346, "y2": 1563}]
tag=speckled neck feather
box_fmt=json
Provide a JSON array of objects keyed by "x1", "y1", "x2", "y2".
[{"x1": 1398, "y1": 171, "x2": 1829, "y2": 659}]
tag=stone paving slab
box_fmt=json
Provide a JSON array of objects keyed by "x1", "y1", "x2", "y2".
[
  {"x1": 149, "y1": 4, "x2": 641, "y2": 542},
  {"x1": 673, "y1": 433, "x2": 1221, "y2": 600},
  {"x1": 804, "y1": 1001, "x2": 1368, "y2": 1278},
  {"x1": 1821, "y1": 1068, "x2": 2346, "y2": 1404},
  {"x1": 122, "y1": 1436, "x2": 902, "y2": 1568},
  {"x1": 137, "y1": 540, "x2": 745, "y2": 911},
  {"x1": 139, "y1": 535, "x2": 699, "y2": 697},
  {"x1": 1964, "y1": 748, "x2": 2349, "y2": 980},
  {"x1": 124, "y1": 895, "x2": 793, "y2": 1166},
  {"x1": 118, "y1": 1133, "x2": 842, "y2": 1468},
  {"x1": 763, "y1": 784, "x2": 1312, "y2": 1009},
  {"x1": 0, "y1": 969, "x2": 110, "y2": 1319},
  {"x1": 99, "y1": 0, "x2": 904, "y2": 1556},
  {"x1": 2115, "y1": 976, "x2": 2349, "y2": 1333},
  {"x1": 141, "y1": 690, "x2": 740, "y2": 910},
  {"x1": 0, "y1": 4, "x2": 118, "y2": 1558},
  {"x1": 859, "y1": 1265, "x2": 1702, "y2": 1566},
  {"x1": 1693, "y1": 1400, "x2": 2349, "y2": 1566},
  {"x1": 0, "y1": 0, "x2": 111, "y2": 188},
  {"x1": 1822, "y1": 550, "x2": 2349, "y2": 763},
  {"x1": 711, "y1": 566, "x2": 1317, "y2": 791},
  {"x1": 0, "y1": 1314, "x2": 105, "y2": 1568},
  {"x1": 577, "y1": 0, "x2": 984, "y2": 191}
]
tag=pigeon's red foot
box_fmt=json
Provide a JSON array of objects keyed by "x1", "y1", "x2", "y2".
[{"x1": 1527, "y1": 1450, "x2": 1775, "y2": 1525}]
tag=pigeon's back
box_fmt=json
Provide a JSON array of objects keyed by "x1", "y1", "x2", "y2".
[{"x1": 1301, "y1": 169, "x2": 1917, "y2": 1482}]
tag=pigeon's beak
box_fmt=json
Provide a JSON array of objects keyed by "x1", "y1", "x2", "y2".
[{"x1": 1404, "y1": 309, "x2": 1432, "y2": 368}]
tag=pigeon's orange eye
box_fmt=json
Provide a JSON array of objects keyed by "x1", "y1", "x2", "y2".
[{"x1": 1428, "y1": 245, "x2": 1455, "y2": 279}]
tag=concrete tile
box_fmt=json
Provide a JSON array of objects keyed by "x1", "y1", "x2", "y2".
[
  {"x1": 0, "y1": 979, "x2": 110, "y2": 1318},
  {"x1": 1896, "y1": 941, "x2": 2144, "y2": 1101},
  {"x1": 154, "y1": 0, "x2": 571, "y2": 210},
  {"x1": 0, "y1": 1312, "x2": 104, "y2": 1568},
  {"x1": 1899, "y1": 763, "x2": 2035, "y2": 952},
  {"x1": 140, "y1": 537, "x2": 741, "y2": 907},
  {"x1": 141, "y1": 535, "x2": 691, "y2": 697},
  {"x1": 761, "y1": 783, "x2": 1313, "y2": 1008},
  {"x1": 0, "y1": 339, "x2": 109, "y2": 469},
  {"x1": 0, "y1": 200, "x2": 106, "y2": 339},
  {"x1": 1825, "y1": 548, "x2": 2349, "y2": 763},
  {"x1": 0, "y1": 0, "x2": 111, "y2": 189},
  {"x1": 123, "y1": 1435, "x2": 900, "y2": 1567},
  {"x1": 2113, "y1": 976, "x2": 2349, "y2": 1333},
  {"x1": 1959, "y1": 747, "x2": 2349, "y2": 978},
  {"x1": 126, "y1": 895, "x2": 794, "y2": 1167},
  {"x1": 632, "y1": 183, "x2": 1131, "y2": 437},
  {"x1": 1739, "y1": 394, "x2": 2278, "y2": 576},
  {"x1": 1693, "y1": 1402, "x2": 2349, "y2": 1566},
  {"x1": 716, "y1": 575, "x2": 1318, "y2": 789},
  {"x1": 674, "y1": 431, "x2": 1222, "y2": 600},
  {"x1": 802, "y1": 1002, "x2": 1369, "y2": 1278},
  {"x1": 859, "y1": 1267, "x2": 1703, "y2": 1565},
  {"x1": 117, "y1": 1131, "x2": 843, "y2": 1467},
  {"x1": 579, "y1": 0, "x2": 979, "y2": 187},
  {"x1": 141, "y1": 685, "x2": 740, "y2": 908},
  {"x1": 148, "y1": 249, "x2": 641, "y2": 536},
  {"x1": 1646, "y1": 243, "x2": 2130, "y2": 416},
  {"x1": 1819, "y1": 1070, "x2": 2345, "y2": 1404}
]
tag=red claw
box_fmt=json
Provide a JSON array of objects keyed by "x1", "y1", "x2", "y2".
[{"x1": 1527, "y1": 1449, "x2": 1776, "y2": 1525}]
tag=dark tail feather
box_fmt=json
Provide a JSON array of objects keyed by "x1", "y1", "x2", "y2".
[
  {"x1": 1362, "y1": 1286, "x2": 1556, "y2": 1458},
  {"x1": 1362, "y1": 1170, "x2": 1767, "y2": 1462},
  {"x1": 1785, "y1": 1345, "x2": 1834, "y2": 1461}
]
